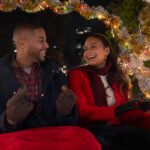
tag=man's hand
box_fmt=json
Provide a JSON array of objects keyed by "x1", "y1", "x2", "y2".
[
  {"x1": 56, "y1": 85, "x2": 76, "y2": 116},
  {"x1": 6, "y1": 85, "x2": 34, "y2": 126}
]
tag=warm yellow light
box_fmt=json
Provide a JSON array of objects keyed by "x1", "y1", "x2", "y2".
[
  {"x1": 96, "y1": 13, "x2": 107, "y2": 20},
  {"x1": 144, "y1": 90, "x2": 150, "y2": 99}
]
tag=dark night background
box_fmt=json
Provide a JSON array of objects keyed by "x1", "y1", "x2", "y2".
[{"x1": 0, "y1": 0, "x2": 114, "y2": 68}]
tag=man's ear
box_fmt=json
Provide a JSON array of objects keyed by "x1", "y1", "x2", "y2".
[{"x1": 17, "y1": 38, "x2": 26, "y2": 49}]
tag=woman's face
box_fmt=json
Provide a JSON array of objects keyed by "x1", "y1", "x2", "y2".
[{"x1": 83, "y1": 36, "x2": 110, "y2": 68}]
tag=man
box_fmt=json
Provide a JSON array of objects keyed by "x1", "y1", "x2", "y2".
[{"x1": 0, "y1": 21, "x2": 77, "y2": 132}]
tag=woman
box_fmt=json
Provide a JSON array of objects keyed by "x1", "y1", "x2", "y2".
[{"x1": 68, "y1": 33, "x2": 150, "y2": 150}]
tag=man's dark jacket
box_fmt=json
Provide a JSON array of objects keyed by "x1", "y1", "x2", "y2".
[{"x1": 0, "y1": 54, "x2": 77, "y2": 133}]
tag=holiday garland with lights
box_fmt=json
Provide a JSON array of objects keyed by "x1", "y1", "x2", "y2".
[{"x1": 0, "y1": 0, "x2": 150, "y2": 98}]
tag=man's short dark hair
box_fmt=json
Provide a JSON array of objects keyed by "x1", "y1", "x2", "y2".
[{"x1": 13, "y1": 21, "x2": 44, "y2": 44}]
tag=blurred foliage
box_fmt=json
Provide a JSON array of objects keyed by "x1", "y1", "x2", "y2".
[
  {"x1": 107, "y1": 0, "x2": 145, "y2": 33},
  {"x1": 144, "y1": 60, "x2": 150, "y2": 68},
  {"x1": 107, "y1": 0, "x2": 147, "y2": 99},
  {"x1": 130, "y1": 75, "x2": 144, "y2": 99}
]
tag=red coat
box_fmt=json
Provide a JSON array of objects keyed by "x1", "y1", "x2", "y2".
[{"x1": 68, "y1": 69, "x2": 150, "y2": 130}]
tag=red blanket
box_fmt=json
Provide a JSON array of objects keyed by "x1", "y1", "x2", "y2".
[{"x1": 0, "y1": 126, "x2": 101, "y2": 150}]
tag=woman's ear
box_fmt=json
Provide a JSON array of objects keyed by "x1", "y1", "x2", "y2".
[{"x1": 105, "y1": 47, "x2": 110, "y2": 55}]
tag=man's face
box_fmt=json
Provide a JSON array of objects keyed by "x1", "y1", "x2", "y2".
[{"x1": 25, "y1": 28, "x2": 49, "y2": 63}]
